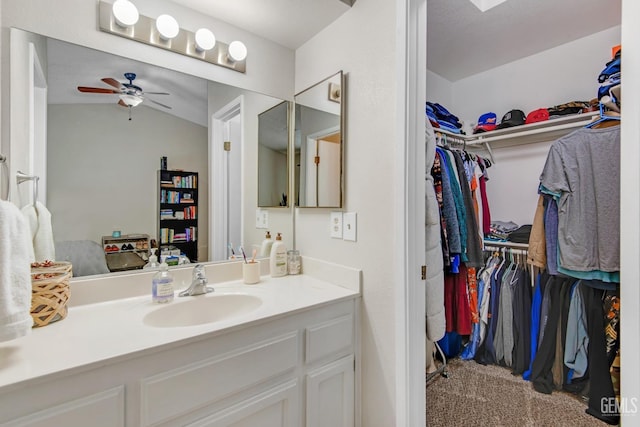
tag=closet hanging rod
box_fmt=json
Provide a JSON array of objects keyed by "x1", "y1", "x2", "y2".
[
  {"x1": 484, "y1": 246, "x2": 528, "y2": 256},
  {"x1": 16, "y1": 171, "x2": 39, "y2": 208},
  {"x1": 483, "y1": 240, "x2": 529, "y2": 249}
]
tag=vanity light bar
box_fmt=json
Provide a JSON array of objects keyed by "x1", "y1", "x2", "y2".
[{"x1": 98, "y1": 1, "x2": 246, "y2": 73}]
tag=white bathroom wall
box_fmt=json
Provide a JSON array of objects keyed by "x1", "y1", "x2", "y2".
[
  {"x1": 47, "y1": 103, "x2": 207, "y2": 255},
  {"x1": 295, "y1": 0, "x2": 398, "y2": 424},
  {"x1": 446, "y1": 25, "x2": 621, "y2": 226}
]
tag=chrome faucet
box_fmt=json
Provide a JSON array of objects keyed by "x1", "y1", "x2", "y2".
[{"x1": 179, "y1": 264, "x2": 214, "y2": 297}]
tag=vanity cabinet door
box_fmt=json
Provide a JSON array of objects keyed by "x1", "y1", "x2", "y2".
[
  {"x1": 305, "y1": 355, "x2": 354, "y2": 427},
  {"x1": 186, "y1": 380, "x2": 299, "y2": 427}
]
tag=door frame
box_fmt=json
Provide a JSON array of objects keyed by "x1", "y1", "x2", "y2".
[
  {"x1": 396, "y1": 0, "x2": 427, "y2": 425},
  {"x1": 210, "y1": 96, "x2": 244, "y2": 262}
]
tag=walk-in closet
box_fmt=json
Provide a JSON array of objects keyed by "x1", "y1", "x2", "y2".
[{"x1": 424, "y1": 1, "x2": 624, "y2": 425}]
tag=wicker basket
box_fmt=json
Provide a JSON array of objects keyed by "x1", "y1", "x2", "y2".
[{"x1": 30, "y1": 261, "x2": 72, "y2": 327}]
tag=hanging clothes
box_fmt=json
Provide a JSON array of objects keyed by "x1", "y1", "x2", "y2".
[
  {"x1": 539, "y1": 126, "x2": 620, "y2": 282},
  {"x1": 511, "y1": 265, "x2": 532, "y2": 376},
  {"x1": 424, "y1": 120, "x2": 446, "y2": 343}
]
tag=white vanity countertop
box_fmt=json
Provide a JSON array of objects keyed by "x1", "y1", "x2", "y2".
[{"x1": 0, "y1": 268, "x2": 360, "y2": 392}]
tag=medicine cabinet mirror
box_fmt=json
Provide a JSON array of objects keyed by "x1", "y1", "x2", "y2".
[
  {"x1": 257, "y1": 101, "x2": 291, "y2": 207},
  {"x1": 294, "y1": 71, "x2": 344, "y2": 208}
]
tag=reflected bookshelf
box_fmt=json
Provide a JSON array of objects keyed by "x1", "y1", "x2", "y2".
[{"x1": 157, "y1": 170, "x2": 198, "y2": 261}]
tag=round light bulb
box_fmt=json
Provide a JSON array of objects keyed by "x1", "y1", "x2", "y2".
[
  {"x1": 195, "y1": 28, "x2": 216, "y2": 51},
  {"x1": 228, "y1": 41, "x2": 247, "y2": 61},
  {"x1": 156, "y1": 14, "x2": 180, "y2": 40},
  {"x1": 112, "y1": 0, "x2": 139, "y2": 27}
]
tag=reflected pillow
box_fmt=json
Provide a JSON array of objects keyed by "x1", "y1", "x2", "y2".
[{"x1": 54, "y1": 240, "x2": 110, "y2": 277}]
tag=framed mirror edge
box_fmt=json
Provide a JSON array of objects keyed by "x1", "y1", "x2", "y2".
[
  {"x1": 257, "y1": 100, "x2": 292, "y2": 208},
  {"x1": 293, "y1": 70, "x2": 345, "y2": 209}
]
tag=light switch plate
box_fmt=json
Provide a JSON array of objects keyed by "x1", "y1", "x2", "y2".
[
  {"x1": 343, "y1": 212, "x2": 357, "y2": 241},
  {"x1": 255, "y1": 209, "x2": 269, "y2": 229},
  {"x1": 330, "y1": 212, "x2": 343, "y2": 238}
]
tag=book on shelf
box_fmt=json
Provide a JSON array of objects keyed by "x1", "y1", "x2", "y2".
[
  {"x1": 169, "y1": 174, "x2": 197, "y2": 189},
  {"x1": 173, "y1": 232, "x2": 187, "y2": 242},
  {"x1": 160, "y1": 227, "x2": 197, "y2": 243},
  {"x1": 183, "y1": 205, "x2": 196, "y2": 220}
]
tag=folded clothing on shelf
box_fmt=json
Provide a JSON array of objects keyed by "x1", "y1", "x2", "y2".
[
  {"x1": 488, "y1": 220, "x2": 520, "y2": 241},
  {"x1": 426, "y1": 102, "x2": 463, "y2": 132},
  {"x1": 508, "y1": 225, "x2": 532, "y2": 243}
]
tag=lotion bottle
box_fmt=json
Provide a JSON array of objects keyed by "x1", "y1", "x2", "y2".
[
  {"x1": 269, "y1": 232, "x2": 288, "y2": 277},
  {"x1": 152, "y1": 262, "x2": 174, "y2": 303},
  {"x1": 260, "y1": 231, "x2": 274, "y2": 257}
]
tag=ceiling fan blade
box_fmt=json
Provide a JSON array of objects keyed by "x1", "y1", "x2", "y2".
[
  {"x1": 102, "y1": 77, "x2": 124, "y2": 90},
  {"x1": 77, "y1": 86, "x2": 119, "y2": 94},
  {"x1": 144, "y1": 92, "x2": 170, "y2": 95},
  {"x1": 118, "y1": 99, "x2": 129, "y2": 108},
  {"x1": 148, "y1": 98, "x2": 172, "y2": 109}
]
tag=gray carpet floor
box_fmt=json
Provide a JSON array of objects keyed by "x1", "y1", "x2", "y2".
[{"x1": 426, "y1": 358, "x2": 609, "y2": 426}]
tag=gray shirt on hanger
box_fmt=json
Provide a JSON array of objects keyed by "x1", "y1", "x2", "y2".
[{"x1": 540, "y1": 126, "x2": 620, "y2": 273}]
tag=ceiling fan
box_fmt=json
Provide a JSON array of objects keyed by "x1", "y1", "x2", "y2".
[{"x1": 77, "y1": 72, "x2": 171, "y2": 119}]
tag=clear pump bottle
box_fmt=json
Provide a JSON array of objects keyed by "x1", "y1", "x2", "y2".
[{"x1": 152, "y1": 262, "x2": 174, "y2": 303}]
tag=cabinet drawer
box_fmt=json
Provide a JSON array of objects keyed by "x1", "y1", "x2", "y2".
[
  {"x1": 186, "y1": 380, "x2": 299, "y2": 427},
  {"x1": 140, "y1": 332, "x2": 298, "y2": 426},
  {"x1": 3, "y1": 386, "x2": 125, "y2": 427},
  {"x1": 305, "y1": 314, "x2": 353, "y2": 365}
]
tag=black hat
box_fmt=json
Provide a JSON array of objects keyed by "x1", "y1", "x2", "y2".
[{"x1": 497, "y1": 109, "x2": 526, "y2": 129}]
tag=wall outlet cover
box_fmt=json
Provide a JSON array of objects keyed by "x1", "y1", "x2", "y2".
[
  {"x1": 343, "y1": 212, "x2": 357, "y2": 241},
  {"x1": 330, "y1": 212, "x2": 343, "y2": 238},
  {"x1": 255, "y1": 209, "x2": 269, "y2": 229}
]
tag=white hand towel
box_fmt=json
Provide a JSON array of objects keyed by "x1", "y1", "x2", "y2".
[
  {"x1": 21, "y1": 201, "x2": 55, "y2": 262},
  {"x1": 0, "y1": 200, "x2": 33, "y2": 342}
]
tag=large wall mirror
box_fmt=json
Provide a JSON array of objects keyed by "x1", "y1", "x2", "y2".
[
  {"x1": 257, "y1": 101, "x2": 290, "y2": 207},
  {"x1": 11, "y1": 28, "x2": 293, "y2": 278},
  {"x1": 294, "y1": 71, "x2": 344, "y2": 208}
]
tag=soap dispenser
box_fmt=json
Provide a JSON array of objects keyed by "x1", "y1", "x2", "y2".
[
  {"x1": 143, "y1": 248, "x2": 160, "y2": 270},
  {"x1": 152, "y1": 262, "x2": 174, "y2": 303},
  {"x1": 269, "y1": 232, "x2": 288, "y2": 277},
  {"x1": 260, "y1": 231, "x2": 274, "y2": 257}
]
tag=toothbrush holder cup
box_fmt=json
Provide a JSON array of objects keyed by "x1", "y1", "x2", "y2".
[{"x1": 243, "y1": 261, "x2": 261, "y2": 284}]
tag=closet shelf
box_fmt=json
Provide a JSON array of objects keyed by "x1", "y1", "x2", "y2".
[{"x1": 433, "y1": 113, "x2": 598, "y2": 161}]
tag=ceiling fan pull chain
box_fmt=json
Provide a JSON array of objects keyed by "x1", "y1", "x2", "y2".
[{"x1": 129, "y1": 105, "x2": 132, "y2": 121}]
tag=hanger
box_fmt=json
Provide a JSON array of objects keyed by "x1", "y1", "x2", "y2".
[{"x1": 586, "y1": 101, "x2": 620, "y2": 129}]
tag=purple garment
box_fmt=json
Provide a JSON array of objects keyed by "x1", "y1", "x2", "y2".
[{"x1": 544, "y1": 195, "x2": 559, "y2": 275}]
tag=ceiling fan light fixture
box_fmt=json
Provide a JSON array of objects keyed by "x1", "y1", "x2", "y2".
[
  {"x1": 468, "y1": 0, "x2": 508, "y2": 12},
  {"x1": 156, "y1": 14, "x2": 180, "y2": 40},
  {"x1": 112, "y1": 0, "x2": 139, "y2": 27},
  {"x1": 119, "y1": 94, "x2": 143, "y2": 107},
  {"x1": 195, "y1": 28, "x2": 216, "y2": 51},
  {"x1": 228, "y1": 41, "x2": 247, "y2": 62}
]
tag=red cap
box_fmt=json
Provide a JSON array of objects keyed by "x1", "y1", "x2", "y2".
[{"x1": 525, "y1": 108, "x2": 550, "y2": 124}]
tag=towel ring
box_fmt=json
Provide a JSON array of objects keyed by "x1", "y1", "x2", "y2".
[{"x1": 16, "y1": 171, "x2": 39, "y2": 207}]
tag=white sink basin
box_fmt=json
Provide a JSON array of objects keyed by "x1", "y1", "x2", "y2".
[{"x1": 143, "y1": 293, "x2": 263, "y2": 328}]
